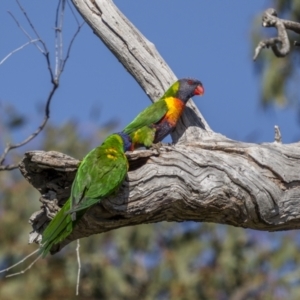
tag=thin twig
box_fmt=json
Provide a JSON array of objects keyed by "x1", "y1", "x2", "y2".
[
  {"x1": 14, "y1": 0, "x2": 55, "y2": 82},
  {"x1": 0, "y1": 0, "x2": 83, "y2": 171},
  {"x1": 0, "y1": 39, "x2": 40, "y2": 65},
  {"x1": 7, "y1": 11, "x2": 44, "y2": 54},
  {"x1": 0, "y1": 82, "x2": 58, "y2": 169},
  {"x1": 7, "y1": 9, "x2": 55, "y2": 83},
  {"x1": 55, "y1": 0, "x2": 63, "y2": 78},
  {"x1": 15, "y1": 0, "x2": 48, "y2": 52},
  {"x1": 67, "y1": 0, "x2": 80, "y2": 26},
  {"x1": 61, "y1": 22, "x2": 84, "y2": 73},
  {"x1": 76, "y1": 239, "x2": 81, "y2": 296},
  {"x1": 253, "y1": 37, "x2": 281, "y2": 61},
  {"x1": 6, "y1": 254, "x2": 42, "y2": 278},
  {"x1": 0, "y1": 248, "x2": 40, "y2": 274},
  {"x1": 60, "y1": 0, "x2": 67, "y2": 68}
]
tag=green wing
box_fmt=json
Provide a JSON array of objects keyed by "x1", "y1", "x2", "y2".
[
  {"x1": 123, "y1": 80, "x2": 180, "y2": 134},
  {"x1": 40, "y1": 134, "x2": 128, "y2": 256},
  {"x1": 123, "y1": 99, "x2": 168, "y2": 134},
  {"x1": 67, "y1": 146, "x2": 128, "y2": 214},
  {"x1": 40, "y1": 198, "x2": 87, "y2": 257}
]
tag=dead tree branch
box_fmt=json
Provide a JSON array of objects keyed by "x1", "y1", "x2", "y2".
[
  {"x1": 0, "y1": 0, "x2": 83, "y2": 171},
  {"x1": 21, "y1": 132, "x2": 300, "y2": 253},
  {"x1": 253, "y1": 8, "x2": 300, "y2": 60}
]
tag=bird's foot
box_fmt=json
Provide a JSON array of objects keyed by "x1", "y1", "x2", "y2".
[{"x1": 150, "y1": 142, "x2": 169, "y2": 154}]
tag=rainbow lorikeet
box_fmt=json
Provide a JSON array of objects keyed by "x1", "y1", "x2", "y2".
[
  {"x1": 122, "y1": 78, "x2": 204, "y2": 150},
  {"x1": 40, "y1": 132, "x2": 131, "y2": 256}
]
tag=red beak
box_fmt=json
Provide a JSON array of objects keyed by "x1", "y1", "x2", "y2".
[{"x1": 194, "y1": 85, "x2": 204, "y2": 96}]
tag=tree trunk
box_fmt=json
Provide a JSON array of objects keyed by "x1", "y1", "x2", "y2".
[{"x1": 20, "y1": 0, "x2": 300, "y2": 254}]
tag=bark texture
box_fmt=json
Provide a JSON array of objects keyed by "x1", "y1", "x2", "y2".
[{"x1": 22, "y1": 132, "x2": 300, "y2": 252}]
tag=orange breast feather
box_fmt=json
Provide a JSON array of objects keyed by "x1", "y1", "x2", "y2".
[{"x1": 163, "y1": 97, "x2": 185, "y2": 126}]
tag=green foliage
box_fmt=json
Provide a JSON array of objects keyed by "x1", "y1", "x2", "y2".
[{"x1": 253, "y1": 0, "x2": 300, "y2": 107}]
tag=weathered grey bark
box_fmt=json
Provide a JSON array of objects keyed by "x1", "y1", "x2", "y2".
[
  {"x1": 22, "y1": 132, "x2": 300, "y2": 253},
  {"x1": 20, "y1": 0, "x2": 300, "y2": 254},
  {"x1": 253, "y1": 8, "x2": 300, "y2": 60}
]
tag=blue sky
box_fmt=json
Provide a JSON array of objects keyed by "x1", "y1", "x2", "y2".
[{"x1": 0, "y1": 0, "x2": 299, "y2": 153}]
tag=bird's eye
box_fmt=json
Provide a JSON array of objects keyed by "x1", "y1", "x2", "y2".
[{"x1": 187, "y1": 79, "x2": 194, "y2": 85}]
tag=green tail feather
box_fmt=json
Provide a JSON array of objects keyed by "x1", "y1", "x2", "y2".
[
  {"x1": 40, "y1": 198, "x2": 86, "y2": 257},
  {"x1": 40, "y1": 133, "x2": 130, "y2": 257}
]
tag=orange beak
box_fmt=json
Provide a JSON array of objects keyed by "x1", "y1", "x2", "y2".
[{"x1": 194, "y1": 85, "x2": 204, "y2": 96}]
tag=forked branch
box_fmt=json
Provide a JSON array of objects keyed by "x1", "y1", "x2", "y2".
[
  {"x1": 253, "y1": 8, "x2": 300, "y2": 60},
  {"x1": 0, "y1": 0, "x2": 83, "y2": 171}
]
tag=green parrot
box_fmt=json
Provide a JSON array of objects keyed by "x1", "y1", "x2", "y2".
[
  {"x1": 40, "y1": 132, "x2": 132, "y2": 256},
  {"x1": 123, "y1": 78, "x2": 204, "y2": 150}
]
